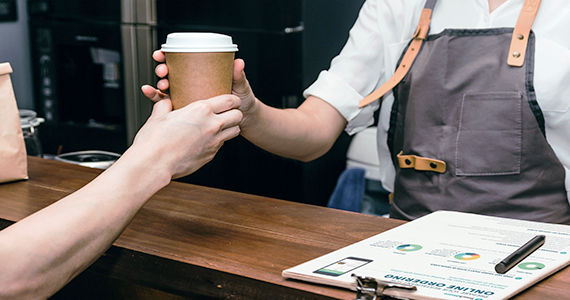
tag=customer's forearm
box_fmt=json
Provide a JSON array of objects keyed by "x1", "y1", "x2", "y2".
[
  {"x1": 240, "y1": 96, "x2": 347, "y2": 162},
  {"x1": 0, "y1": 148, "x2": 170, "y2": 299}
]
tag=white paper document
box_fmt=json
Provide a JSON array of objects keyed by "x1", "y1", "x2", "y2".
[{"x1": 282, "y1": 211, "x2": 570, "y2": 299}]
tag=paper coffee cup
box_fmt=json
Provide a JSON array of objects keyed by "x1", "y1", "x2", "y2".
[{"x1": 161, "y1": 33, "x2": 238, "y2": 109}]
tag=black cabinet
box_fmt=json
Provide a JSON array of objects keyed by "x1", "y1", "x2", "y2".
[
  {"x1": 28, "y1": 12, "x2": 128, "y2": 154},
  {"x1": 157, "y1": 0, "x2": 365, "y2": 205},
  {"x1": 28, "y1": 0, "x2": 157, "y2": 154}
]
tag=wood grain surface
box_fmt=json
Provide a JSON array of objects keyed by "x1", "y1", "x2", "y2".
[{"x1": 0, "y1": 157, "x2": 568, "y2": 299}]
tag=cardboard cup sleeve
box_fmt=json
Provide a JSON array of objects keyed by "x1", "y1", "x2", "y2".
[{"x1": 166, "y1": 52, "x2": 235, "y2": 110}]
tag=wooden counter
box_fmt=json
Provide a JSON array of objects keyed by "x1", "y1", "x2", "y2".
[{"x1": 0, "y1": 157, "x2": 569, "y2": 299}]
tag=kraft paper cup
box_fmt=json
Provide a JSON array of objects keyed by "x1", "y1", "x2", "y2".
[{"x1": 161, "y1": 33, "x2": 238, "y2": 110}]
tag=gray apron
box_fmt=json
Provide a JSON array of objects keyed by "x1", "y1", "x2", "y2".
[{"x1": 386, "y1": 0, "x2": 570, "y2": 223}]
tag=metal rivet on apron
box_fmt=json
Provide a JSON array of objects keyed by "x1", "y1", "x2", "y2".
[
  {"x1": 430, "y1": 162, "x2": 437, "y2": 169},
  {"x1": 512, "y1": 51, "x2": 521, "y2": 58},
  {"x1": 405, "y1": 159, "x2": 412, "y2": 165},
  {"x1": 517, "y1": 34, "x2": 524, "y2": 40}
]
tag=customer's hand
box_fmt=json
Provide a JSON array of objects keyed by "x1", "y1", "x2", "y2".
[
  {"x1": 141, "y1": 50, "x2": 258, "y2": 127},
  {"x1": 130, "y1": 95, "x2": 242, "y2": 179}
]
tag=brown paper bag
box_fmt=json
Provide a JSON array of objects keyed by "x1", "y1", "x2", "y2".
[{"x1": 0, "y1": 62, "x2": 28, "y2": 183}]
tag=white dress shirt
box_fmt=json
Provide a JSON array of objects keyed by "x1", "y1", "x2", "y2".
[{"x1": 303, "y1": 0, "x2": 570, "y2": 200}]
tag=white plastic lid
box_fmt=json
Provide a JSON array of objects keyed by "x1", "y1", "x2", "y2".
[{"x1": 161, "y1": 32, "x2": 238, "y2": 53}]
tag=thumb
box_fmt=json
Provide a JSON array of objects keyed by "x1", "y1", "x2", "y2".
[
  {"x1": 151, "y1": 99, "x2": 173, "y2": 118},
  {"x1": 232, "y1": 59, "x2": 249, "y2": 93}
]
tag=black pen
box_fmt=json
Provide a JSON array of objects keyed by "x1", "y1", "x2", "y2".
[{"x1": 495, "y1": 235, "x2": 545, "y2": 274}]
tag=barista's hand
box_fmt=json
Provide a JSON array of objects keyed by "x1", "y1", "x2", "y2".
[
  {"x1": 130, "y1": 95, "x2": 242, "y2": 179},
  {"x1": 141, "y1": 50, "x2": 258, "y2": 127}
]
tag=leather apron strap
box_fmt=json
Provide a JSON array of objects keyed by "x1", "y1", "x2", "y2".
[
  {"x1": 359, "y1": 0, "x2": 436, "y2": 108},
  {"x1": 508, "y1": 0, "x2": 541, "y2": 66},
  {"x1": 359, "y1": 0, "x2": 542, "y2": 108}
]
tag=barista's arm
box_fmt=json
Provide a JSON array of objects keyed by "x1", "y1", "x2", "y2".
[
  {"x1": 239, "y1": 94, "x2": 347, "y2": 162},
  {"x1": 144, "y1": 56, "x2": 347, "y2": 162}
]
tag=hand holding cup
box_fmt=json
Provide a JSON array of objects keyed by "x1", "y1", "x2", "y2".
[{"x1": 142, "y1": 34, "x2": 258, "y2": 126}]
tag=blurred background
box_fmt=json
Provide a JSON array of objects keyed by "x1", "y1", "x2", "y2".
[{"x1": 0, "y1": 0, "x2": 367, "y2": 207}]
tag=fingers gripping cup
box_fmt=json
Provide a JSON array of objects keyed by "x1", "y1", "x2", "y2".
[{"x1": 161, "y1": 33, "x2": 238, "y2": 109}]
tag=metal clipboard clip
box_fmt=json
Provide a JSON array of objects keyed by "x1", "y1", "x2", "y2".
[{"x1": 353, "y1": 274, "x2": 417, "y2": 300}]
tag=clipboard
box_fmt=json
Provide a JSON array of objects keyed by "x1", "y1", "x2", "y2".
[{"x1": 282, "y1": 211, "x2": 570, "y2": 300}]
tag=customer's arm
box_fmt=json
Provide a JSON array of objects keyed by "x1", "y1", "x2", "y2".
[{"x1": 0, "y1": 95, "x2": 242, "y2": 299}]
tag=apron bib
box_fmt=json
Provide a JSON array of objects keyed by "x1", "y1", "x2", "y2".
[{"x1": 363, "y1": 0, "x2": 570, "y2": 223}]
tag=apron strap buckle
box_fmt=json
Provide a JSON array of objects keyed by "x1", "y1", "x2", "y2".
[{"x1": 397, "y1": 151, "x2": 447, "y2": 174}]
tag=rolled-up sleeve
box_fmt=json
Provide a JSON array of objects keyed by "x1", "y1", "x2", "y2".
[{"x1": 304, "y1": 71, "x2": 379, "y2": 135}]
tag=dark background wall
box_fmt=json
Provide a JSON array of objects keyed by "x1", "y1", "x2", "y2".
[
  {"x1": 22, "y1": 0, "x2": 367, "y2": 207},
  {"x1": 302, "y1": 0, "x2": 365, "y2": 89}
]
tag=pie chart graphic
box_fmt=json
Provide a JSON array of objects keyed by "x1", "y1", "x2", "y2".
[
  {"x1": 454, "y1": 253, "x2": 480, "y2": 260},
  {"x1": 518, "y1": 262, "x2": 545, "y2": 270},
  {"x1": 396, "y1": 244, "x2": 423, "y2": 252}
]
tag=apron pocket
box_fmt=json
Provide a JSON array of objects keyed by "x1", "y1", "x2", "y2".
[{"x1": 456, "y1": 91, "x2": 522, "y2": 176}]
